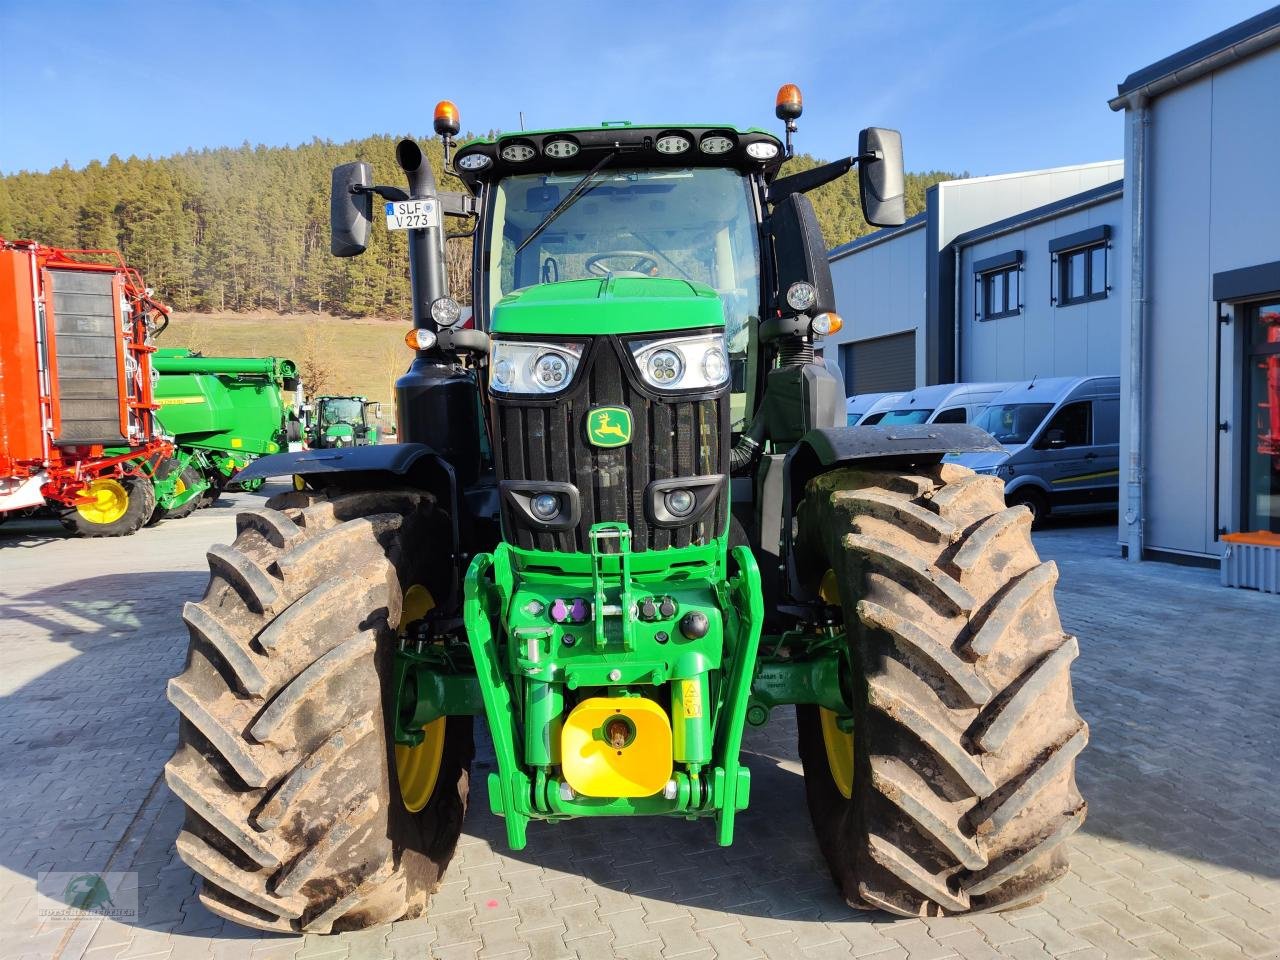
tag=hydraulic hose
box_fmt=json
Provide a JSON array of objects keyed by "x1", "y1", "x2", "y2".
[{"x1": 730, "y1": 416, "x2": 766, "y2": 472}]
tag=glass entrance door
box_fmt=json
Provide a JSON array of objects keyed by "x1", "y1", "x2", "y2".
[{"x1": 1245, "y1": 302, "x2": 1280, "y2": 532}]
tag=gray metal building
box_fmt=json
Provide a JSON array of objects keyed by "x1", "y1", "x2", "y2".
[
  {"x1": 955, "y1": 182, "x2": 1122, "y2": 383},
  {"x1": 1112, "y1": 6, "x2": 1280, "y2": 562},
  {"x1": 827, "y1": 161, "x2": 1124, "y2": 396}
]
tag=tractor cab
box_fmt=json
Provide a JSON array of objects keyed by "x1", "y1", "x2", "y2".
[{"x1": 309, "y1": 395, "x2": 379, "y2": 448}]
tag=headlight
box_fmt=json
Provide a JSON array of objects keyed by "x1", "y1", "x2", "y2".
[
  {"x1": 489, "y1": 340, "x2": 584, "y2": 395},
  {"x1": 746, "y1": 141, "x2": 780, "y2": 160},
  {"x1": 630, "y1": 332, "x2": 730, "y2": 392},
  {"x1": 786, "y1": 281, "x2": 817, "y2": 312},
  {"x1": 430, "y1": 297, "x2": 461, "y2": 326}
]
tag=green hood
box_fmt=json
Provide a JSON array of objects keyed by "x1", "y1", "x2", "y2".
[{"x1": 490, "y1": 277, "x2": 724, "y2": 337}]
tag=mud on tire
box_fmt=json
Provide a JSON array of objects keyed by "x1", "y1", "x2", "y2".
[
  {"x1": 165, "y1": 487, "x2": 473, "y2": 933},
  {"x1": 795, "y1": 462, "x2": 1087, "y2": 916}
]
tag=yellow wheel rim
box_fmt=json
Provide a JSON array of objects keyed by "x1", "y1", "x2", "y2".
[
  {"x1": 818, "y1": 568, "x2": 854, "y2": 799},
  {"x1": 173, "y1": 476, "x2": 187, "y2": 496},
  {"x1": 293, "y1": 474, "x2": 306, "y2": 491},
  {"x1": 394, "y1": 584, "x2": 447, "y2": 813},
  {"x1": 76, "y1": 479, "x2": 130, "y2": 525}
]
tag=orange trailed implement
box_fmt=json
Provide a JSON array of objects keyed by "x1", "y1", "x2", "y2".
[{"x1": 0, "y1": 238, "x2": 173, "y2": 535}]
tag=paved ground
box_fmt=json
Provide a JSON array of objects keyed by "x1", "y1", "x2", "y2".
[{"x1": 2, "y1": 489, "x2": 1278, "y2": 960}]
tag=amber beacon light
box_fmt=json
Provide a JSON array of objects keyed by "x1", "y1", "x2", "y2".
[
  {"x1": 775, "y1": 84, "x2": 803, "y2": 156},
  {"x1": 433, "y1": 100, "x2": 461, "y2": 137},
  {"x1": 775, "y1": 83, "x2": 803, "y2": 121}
]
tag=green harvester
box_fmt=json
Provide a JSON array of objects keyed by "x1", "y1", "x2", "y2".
[
  {"x1": 151, "y1": 348, "x2": 302, "y2": 516},
  {"x1": 166, "y1": 90, "x2": 1087, "y2": 934}
]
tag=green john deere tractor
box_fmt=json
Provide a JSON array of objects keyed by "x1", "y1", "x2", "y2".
[
  {"x1": 307, "y1": 394, "x2": 381, "y2": 448},
  {"x1": 166, "y1": 90, "x2": 1086, "y2": 933}
]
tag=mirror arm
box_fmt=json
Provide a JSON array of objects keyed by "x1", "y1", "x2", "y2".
[
  {"x1": 767, "y1": 156, "x2": 856, "y2": 204},
  {"x1": 353, "y1": 183, "x2": 409, "y2": 202},
  {"x1": 439, "y1": 191, "x2": 480, "y2": 217}
]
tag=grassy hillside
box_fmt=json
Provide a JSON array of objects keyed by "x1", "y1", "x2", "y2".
[{"x1": 161, "y1": 312, "x2": 411, "y2": 409}]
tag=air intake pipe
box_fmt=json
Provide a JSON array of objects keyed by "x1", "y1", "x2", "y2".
[{"x1": 396, "y1": 139, "x2": 448, "y2": 336}]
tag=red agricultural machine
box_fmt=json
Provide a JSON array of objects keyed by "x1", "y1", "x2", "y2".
[
  {"x1": 1259, "y1": 310, "x2": 1280, "y2": 459},
  {"x1": 0, "y1": 239, "x2": 181, "y2": 536}
]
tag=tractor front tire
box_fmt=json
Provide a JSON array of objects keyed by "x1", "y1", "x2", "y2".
[
  {"x1": 165, "y1": 488, "x2": 472, "y2": 933},
  {"x1": 59, "y1": 475, "x2": 156, "y2": 538},
  {"x1": 795, "y1": 462, "x2": 1086, "y2": 916}
]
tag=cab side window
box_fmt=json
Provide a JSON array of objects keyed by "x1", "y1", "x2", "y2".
[
  {"x1": 933, "y1": 407, "x2": 966, "y2": 424},
  {"x1": 1041, "y1": 401, "x2": 1091, "y2": 448}
]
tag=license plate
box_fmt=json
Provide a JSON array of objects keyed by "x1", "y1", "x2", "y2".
[{"x1": 385, "y1": 198, "x2": 439, "y2": 230}]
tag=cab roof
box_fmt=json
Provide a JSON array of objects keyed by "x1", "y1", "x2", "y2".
[{"x1": 453, "y1": 123, "x2": 787, "y2": 191}]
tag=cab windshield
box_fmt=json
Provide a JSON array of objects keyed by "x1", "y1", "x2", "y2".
[
  {"x1": 487, "y1": 166, "x2": 761, "y2": 409},
  {"x1": 975, "y1": 403, "x2": 1053, "y2": 445},
  {"x1": 321, "y1": 399, "x2": 364, "y2": 426},
  {"x1": 877, "y1": 409, "x2": 934, "y2": 425}
]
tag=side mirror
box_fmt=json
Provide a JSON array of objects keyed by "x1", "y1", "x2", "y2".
[
  {"x1": 331, "y1": 161, "x2": 373, "y2": 257},
  {"x1": 368, "y1": 402, "x2": 383, "y2": 420},
  {"x1": 768, "y1": 192, "x2": 837, "y2": 318},
  {"x1": 1039, "y1": 428, "x2": 1067, "y2": 450},
  {"x1": 858, "y1": 128, "x2": 905, "y2": 227}
]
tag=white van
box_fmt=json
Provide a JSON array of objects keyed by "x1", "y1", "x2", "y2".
[
  {"x1": 861, "y1": 382, "x2": 1012, "y2": 426},
  {"x1": 845, "y1": 392, "x2": 902, "y2": 425},
  {"x1": 956, "y1": 375, "x2": 1121, "y2": 523}
]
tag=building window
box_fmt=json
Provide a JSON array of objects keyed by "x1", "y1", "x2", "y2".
[
  {"x1": 981, "y1": 266, "x2": 1020, "y2": 320},
  {"x1": 1057, "y1": 242, "x2": 1108, "y2": 305},
  {"x1": 973, "y1": 250, "x2": 1022, "y2": 321},
  {"x1": 1245, "y1": 302, "x2": 1280, "y2": 532}
]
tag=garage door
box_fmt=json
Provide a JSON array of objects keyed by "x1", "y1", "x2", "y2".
[{"x1": 839, "y1": 332, "x2": 916, "y2": 394}]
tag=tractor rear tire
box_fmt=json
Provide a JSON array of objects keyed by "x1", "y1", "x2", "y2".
[
  {"x1": 794, "y1": 462, "x2": 1086, "y2": 916},
  {"x1": 165, "y1": 488, "x2": 473, "y2": 933},
  {"x1": 149, "y1": 460, "x2": 203, "y2": 525},
  {"x1": 59, "y1": 475, "x2": 156, "y2": 538}
]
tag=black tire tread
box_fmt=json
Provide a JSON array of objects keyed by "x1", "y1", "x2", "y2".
[
  {"x1": 59, "y1": 475, "x2": 156, "y2": 538},
  {"x1": 164, "y1": 487, "x2": 471, "y2": 933},
  {"x1": 796, "y1": 462, "x2": 1087, "y2": 916}
]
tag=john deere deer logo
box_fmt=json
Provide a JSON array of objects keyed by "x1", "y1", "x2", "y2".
[{"x1": 587, "y1": 406, "x2": 632, "y2": 447}]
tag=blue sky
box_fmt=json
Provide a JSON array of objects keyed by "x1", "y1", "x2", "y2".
[{"x1": 0, "y1": 0, "x2": 1271, "y2": 177}]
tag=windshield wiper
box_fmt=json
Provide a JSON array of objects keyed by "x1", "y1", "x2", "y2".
[{"x1": 516, "y1": 150, "x2": 617, "y2": 256}]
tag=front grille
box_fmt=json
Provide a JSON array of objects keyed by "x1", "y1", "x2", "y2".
[{"x1": 493, "y1": 337, "x2": 728, "y2": 553}]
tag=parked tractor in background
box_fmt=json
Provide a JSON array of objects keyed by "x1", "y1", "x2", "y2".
[
  {"x1": 151, "y1": 348, "x2": 304, "y2": 513},
  {"x1": 0, "y1": 239, "x2": 198, "y2": 536},
  {"x1": 306, "y1": 394, "x2": 380, "y2": 448},
  {"x1": 167, "y1": 89, "x2": 1086, "y2": 933}
]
